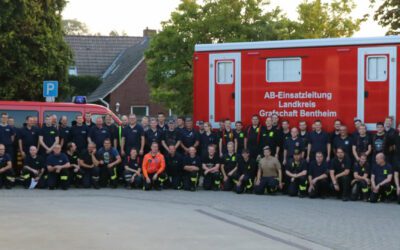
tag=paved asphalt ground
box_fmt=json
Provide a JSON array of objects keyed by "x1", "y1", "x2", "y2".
[{"x1": 0, "y1": 188, "x2": 398, "y2": 250}]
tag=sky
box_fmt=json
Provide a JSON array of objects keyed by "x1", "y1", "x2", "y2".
[{"x1": 62, "y1": 0, "x2": 386, "y2": 37}]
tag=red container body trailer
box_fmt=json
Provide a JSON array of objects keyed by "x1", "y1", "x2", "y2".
[{"x1": 193, "y1": 36, "x2": 400, "y2": 131}]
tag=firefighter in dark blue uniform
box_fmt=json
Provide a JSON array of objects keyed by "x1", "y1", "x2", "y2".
[
  {"x1": 39, "y1": 115, "x2": 59, "y2": 156},
  {"x1": 71, "y1": 115, "x2": 90, "y2": 152},
  {"x1": 285, "y1": 149, "x2": 308, "y2": 197},
  {"x1": 161, "y1": 120, "x2": 181, "y2": 154},
  {"x1": 370, "y1": 153, "x2": 394, "y2": 203},
  {"x1": 66, "y1": 142, "x2": 83, "y2": 187},
  {"x1": 234, "y1": 121, "x2": 246, "y2": 155},
  {"x1": 351, "y1": 154, "x2": 370, "y2": 201},
  {"x1": 78, "y1": 142, "x2": 100, "y2": 189},
  {"x1": 0, "y1": 144, "x2": 15, "y2": 189},
  {"x1": 332, "y1": 125, "x2": 353, "y2": 162},
  {"x1": 46, "y1": 144, "x2": 70, "y2": 190},
  {"x1": 182, "y1": 147, "x2": 201, "y2": 191},
  {"x1": 89, "y1": 117, "x2": 111, "y2": 150},
  {"x1": 283, "y1": 127, "x2": 305, "y2": 166},
  {"x1": 307, "y1": 120, "x2": 331, "y2": 162},
  {"x1": 21, "y1": 146, "x2": 46, "y2": 189},
  {"x1": 308, "y1": 152, "x2": 329, "y2": 198},
  {"x1": 202, "y1": 144, "x2": 221, "y2": 190},
  {"x1": 165, "y1": 145, "x2": 184, "y2": 189},
  {"x1": 260, "y1": 117, "x2": 280, "y2": 158},
  {"x1": 235, "y1": 149, "x2": 257, "y2": 194},
  {"x1": 246, "y1": 115, "x2": 262, "y2": 159},
  {"x1": 96, "y1": 138, "x2": 122, "y2": 188},
  {"x1": 144, "y1": 118, "x2": 163, "y2": 153},
  {"x1": 18, "y1": 116, "x2": 40, "y2": 159},
  {"x1": 121, "y1": 114, "x2": 145, "y2": 157},
  {"x1": 221, "y1": 142, "x2": 238, "y2": 191},
  {"x1": 123, "y1": 148, "x2": 143, "y2": 189},
  {"x1": 59, "y1": 115, "x2": 72, "y2": 151},
  {"x1": 0, "y1": 112, "x2": 16, "y2": 160},
  {"x1": 180, "y1": 118, "x2": 199, "y2": 155},
  {"x1": 329, "y1": 147, "x2": 351, "y2": 201}
]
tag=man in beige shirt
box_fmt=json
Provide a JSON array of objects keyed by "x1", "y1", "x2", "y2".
[{"x1": 254, "y1": 146, "x2": 283, "y2": 195}]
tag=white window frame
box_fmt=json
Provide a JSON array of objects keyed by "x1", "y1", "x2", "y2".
[
  {"x1": 266, "y1": 57, "x2": 302, "y2": 83},
  {"x1": 68, "y1": 66, "x2": 78, "y2": 76},
  {"x1": 366, "y1": 56, "x2": 388, "y2": 82},
  {"x1": 130, "y1": 105, "x2": 149, "y2": 116},
  {"x1": 216, "y1": 60, "x2": 234, "y2": 85}
]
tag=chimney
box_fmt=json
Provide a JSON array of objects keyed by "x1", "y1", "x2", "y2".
[{"x1": 143, "y1": 27, "x2": 157, "y2": 37}]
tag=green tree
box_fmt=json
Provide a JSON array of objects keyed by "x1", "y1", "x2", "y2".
[
  {"x1": 145, "y1": 0, "x2": 288, "y2": 114},
  {"x1": 0, "y1": 0, "x2": 72, "y2": 101},
  {"x1": 62, "y1": 19, "x2": 89, "y2": 35},
  {"x1": 291, "y1": 0, "x2": 365, "y2": 39},
  {"x1": 371, "y1": 0, "x2": 400, "y2": 35},
  {"x1": 68, "y1": 75, "x2": 102, "y2": 96},
  {"x1": 145, "y1": 0, "x2": 363, "y2": 114}
]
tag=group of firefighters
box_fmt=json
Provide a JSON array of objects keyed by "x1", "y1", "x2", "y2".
[{"x1": 0, "y1": 111, "x2": 399, "y2": 204}]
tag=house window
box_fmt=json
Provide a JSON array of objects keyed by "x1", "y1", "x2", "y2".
[
  {"x1": 266, "y1": 58, "x2": 301, "y2": 82},
  {"x1": 131, "y1": 106, "x2": 149, "y2": 117},
  {"x1": 216, "y1": 61, "x2": 234, "y2": 84},
  {"x1": 68, "y1": 66, "x2": 78, "y2": 76},
  {"x1": 367, "y1": 56, "x2": 387, "y2": 82}
]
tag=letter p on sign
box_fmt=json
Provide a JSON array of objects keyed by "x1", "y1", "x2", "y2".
[{"x1": 43, "y1": 81, "x2": 58, "y2": 98}]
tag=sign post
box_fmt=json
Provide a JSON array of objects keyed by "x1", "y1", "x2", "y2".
[{"x1": 43, "y1": 81, "x2": 58, "y2": 102}]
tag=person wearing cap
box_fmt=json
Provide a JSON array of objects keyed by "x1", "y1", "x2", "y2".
[
  {"x1": 180, "y1": 117, "x2": 199, "y2": 154},
  {"x1": 182, "y1": 147, "x2": 201, "y2": 191},
  {"x1": 235, "y1": 149, "x2": 257, "y2": 194},
  {"x1": 329, "y1": 147, "x2": 351, "y2": 201},
  {"x1": 142, "y1": 142, "x2": 167, "y2": 190},
  {"x1": 161, "y1": 119, "x2": 181, "y2": 154},
  {"x1": 285, "y1": 149, "x2": 308, "y2": 197},
  {"x1": 254, "y1": 146, "x2": 283, "y2": 195},
  {"x1": 202, "y1": 144, "x2": 221, "y2": 191},
  {"x1": 221, "y1": 142, "x2": 238, "y2": 191},
  {"x1": 308, "y1": 151, "x2": 329, "y2": 198}
]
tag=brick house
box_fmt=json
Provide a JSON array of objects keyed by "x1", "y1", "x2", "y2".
[{"x1": 65, "y1": 30, "x2": 167, "y2": 117}]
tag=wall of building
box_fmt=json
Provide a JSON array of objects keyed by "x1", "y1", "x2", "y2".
[{"x1": 109, "y1": 61, "x2": 168, "y2": 117}]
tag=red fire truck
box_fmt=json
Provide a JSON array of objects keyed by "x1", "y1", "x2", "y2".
[{"x1": 193, "y1": 36, "x2": 400, "y2": 131}]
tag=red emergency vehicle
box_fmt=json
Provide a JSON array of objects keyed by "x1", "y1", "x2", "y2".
[
  {"x1": 193, "y1": 36, "x2": 400, "y2": 131},
  {"x1": 0, "y1": 101, "x2": 121, "y2": 127}
]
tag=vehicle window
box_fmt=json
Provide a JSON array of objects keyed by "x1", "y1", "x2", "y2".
[
  {"x1": 266, "y1": 58, "x2": 302, "y2": 82},
  {"x1": 0, "y1": 110, "x2": 39, "y2": 128},
  {"x1": 216, "y1": 61, "x2": 234, "y2": 84},
  {"x1": 367, "y1": 56, "x2": 387, "y2": 82},
  {"x1": 91, "y1": 114, "x2": 118, "y2": 125},
  {"x1": 43, "y1": 111, "x2": 82, "y2": 126}
]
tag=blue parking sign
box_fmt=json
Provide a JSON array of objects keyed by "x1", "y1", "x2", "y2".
[{"x1": 43, "y1": 81, "x2": 58, "y2": 97}]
